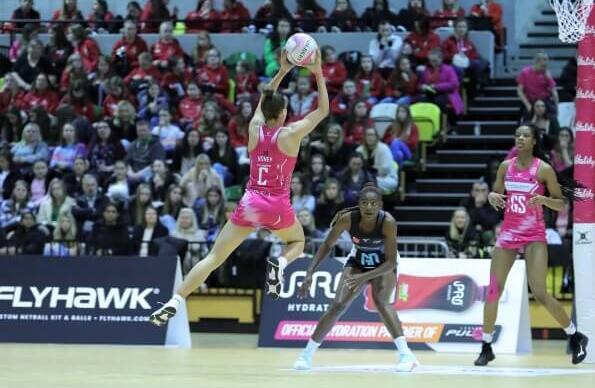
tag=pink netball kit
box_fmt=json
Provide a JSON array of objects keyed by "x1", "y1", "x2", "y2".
[
  {"x1": 230, "y1": 124, "x2": 297, "y2": 230},
  {"x1": 496, "y1": 157, "x2": 547, "y2": 250}
]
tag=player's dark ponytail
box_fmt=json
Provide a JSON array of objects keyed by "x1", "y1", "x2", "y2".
[
  {"x1": 523, "y1": 123, "x2": 585, "y2": 201},
  {"x1": 329, "y1": 183, "x2": 383, "y2": 228},
  {"x1": 261, "y1": 87, "x2": 286, "y2": 121}
]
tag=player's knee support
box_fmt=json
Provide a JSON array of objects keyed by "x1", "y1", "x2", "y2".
[{"x1": 486, "y1": 275, "x2": 502, "y2": 303}]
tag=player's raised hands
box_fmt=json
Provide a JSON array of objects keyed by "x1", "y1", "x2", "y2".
[
  {"x1": 304, "y1": 48, "x2": 322, "y2": 75},
  {"x1": 279, "y1": 49, "x2": 295, "y2": 73}
]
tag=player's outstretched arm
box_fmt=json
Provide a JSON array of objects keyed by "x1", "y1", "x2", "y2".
[{"x1": 287, "y1": 49, "x2": 329, "y2": 141}]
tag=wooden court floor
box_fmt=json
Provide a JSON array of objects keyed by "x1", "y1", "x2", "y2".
[{"x1": 1, "y1": 334, "x2": 594, "y2": 388}]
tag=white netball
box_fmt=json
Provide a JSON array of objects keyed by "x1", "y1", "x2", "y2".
[{"x1": 284, "y1": 33, "x2": 318, "y2": 66}]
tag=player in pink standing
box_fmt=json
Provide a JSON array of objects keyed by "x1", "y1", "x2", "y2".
[
  {"x1": 149, "y1": 48, "x2": 329, "y2": 326},
  {"x1": 475, "y1": 123, "x2": 588, "y2": 366}
]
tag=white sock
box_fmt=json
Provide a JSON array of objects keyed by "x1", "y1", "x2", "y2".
[
  {"x1": 482, "y1": 331, "x2": 494, "y2": 343},
  {"x1": 394, "y1": 336, "x2": 411, "y2": 355},
  {"x1": 170, "y1": 294, "x2": 184, "y2": 306},
  {"x1": 278, "y1": 256, "x2": 288, "y2": 269},
  {"x1": 564, "y1": 321, "x2": 577, "y2": 335},
  {"x1": 304, "y1": 339, "x2": 320, "y2": 354}
]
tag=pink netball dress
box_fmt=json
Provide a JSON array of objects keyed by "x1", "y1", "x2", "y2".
[
  {"x1": 496, "y1": 157, "x2": 547, "y2": 250},
  {"x1": 230, "y1": 124, "x2": 297, "y2": 230}
]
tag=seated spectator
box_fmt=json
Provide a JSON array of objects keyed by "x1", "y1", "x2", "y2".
[
  {"x1": 59, "y1": 52, "x2": 87, "y2": 94},
  {"x1": 124, "y1": 52, "x2": 162, "y2": 92},
  {"x1": 22, "y1": 73, "x2": 59, "y2": 115},
  {"x1": 403, "y1": 16, "x2": 440, "y2": 68},
  {"x1": 137, "y1": 81, "x2": 169, "y2": 124},
  {"x1": 88, "y1": 121, "x2": 126, "y2": 184},
  {"x1": 310, "y1": 123, "x2": 353, "y2": 173},
  {"x1": 446, "y1": 207, "x2": 480, "y2": 258},
  {"x1": 558, "y1": 58, "x2": 577, "y2": 102},
  {"x1": 173, "y1": 129, "x2": 205, "y2": 176},
  {"x1": 129, "y1": 183, "x2": 153, "y2": 226},
  {"x1": 355, "y1": 55, "x2": 384, "y2": 105},
  {"x1": 433, "y1": 0, "x2": 465, "y2": 28},
  {"x1": 550, "y1": 127, "x2": 574, "y2": 172},
  {"x1": 459, "y1": 181, "x2": 500, "y2": 247},
  {"x1": 6, "y1": 209, "x2": 47, "y2": 254},
  {"x1": 125, "y1": 1, "x2": 142, "y2": 23},
  {"x1": 220, "y1": 0, "x2": 251, "y2": 33},
  {"x1": 234, "y1": 60, "x2": 259, "y2": 102},
  {"x1": 178, "y1": 82, "x2": 205, "y2": 129},
  {"x1": 396, "y1": 0, "x2": 430, "y2": 31},
  {"x1": 298, "y1": 209, "x2": 325, "y2": 251},
  {"x1": 71, "y1": 174, "x2": 108, "y2": 235},
  {"x1": 382, "y1": 105, "x2": 418, "y2": 164},
  {"x1": 0, "y1": 180, "x2": 35, "y2": 230},
  {"x1": 89, "y1": 201, "x2": 130, "y2": 255},
  {"x1": 382, "y1": 56, "x2": 418, "y2": 105},
  {"x1": 186, "y1": 0, "x2": 220, "y2": 32},
  {"x1": 111, "y1": 20, "x2": 149, "y2": 76},
  {"x1": 67, "y1": 24, "x2": 100, "y2": 72},
  {"x1": 0, "y1": 152, "x2": 19, "y2": 200},
  {"x1": 331, "y1": 79, "x2": 359, "y2": 124},
  {"x1": 228, "y1": 99, "x2": 251, "y2": 150},
  {"x1": 1, "y1": 108, "x2": 23, "y2": 147},
  {"x1": 149, "y1": 159, "x2": 177, "y2": 202},
  {"x1": 195, "y1": 185, "x2": 226, "y2": 242},
  {"x1": 293, "y1": 0, "x2": 327, "y2": 32},
  {"x1": 45, "y1": 25, "x2": 73, "y2": 79},
  {"x1": 173, "y1": 207, "x2": 208, "y2": 274},
  {"x1": 324, "y1": 0, "x2": 359, "y2": 32},
  {"x1": 264, "y1": 18, "x2": 293, "y2": 77},
  {"x1": 106, "y1": 160, "x2": 133, "y2": 203},
  {"x1": 517, "y1": 52, "x2": 559, "y2": 117},
  {"x1": 342, "y1": 99, "x2": 374, "y2": 145},
  {"x1": 12, "y1": 39, "x2": 51, "y2": 89},
  {"x1": 88, "y1": 56, "x2": 115, "y2": 105},
  {"x1": 291, "y1": 173, "x2": 316, "y2": 213},
  {"x1": 305, "y1": 153, "x2": 329, "y2": 199},
  {"x1": 195, "y1": 49, "x2": 230, "y2": 97},
  {"x1": 152, "y1": 109, "x2": 184, "y2": 156},
  {"x1": 529, "y1": 99, "x2": 560, "y2": 150},
  {"x1": 9, "y1": 22, "x2": 39, "y2": 63},
  {"x1": 151, "y1": 22, "x2": 185, "y2": 69},
  {"x1": 29, "y1": 160, "x2": 49, "y2": 205},
  {"x1": 103, "y1": 76, "x2": 133, "y2": 118},
  {"x1": 361, "y1": 0, "x2": 397, "y2": 31},
  {"x1": 197, "y1": 101, "x2": 225, "y2": 144},
  {"x1": 37, "y1": 178, "x2": 75, "y2": 229},
  {"x1": 315, "y1": 177, "x2": 345, "y2": 229},
  {"x1": 442, "y1": 18, "x2": 490, "y2": 97},
  {"x1": 418, "y1": 49, "x2": 464, "y2": 123},
  {"x1": 44, "y1": 211, "x2": 79, "y2": 256},
  {"x1": 10, "y1": 123, "x2": 49, "y2": 174},
  {"x1": 254, "y1": 0, "x2": 293, "y2": 30},
  {"x1": 0, "y1": 74, "x2": 26, "y2": 117},
  {"x1": 141, "y1": 0, "x2": 175, "y2": 33},
  {"x1": 192, "y1": 31, "x2": 215, "y2": 68},
  {"x1": 161, "y1": 183, "x2": 184, "y2": 231},
  {"x1": 289, "y1": 76, "x2": 318, "y2": 122},
  {"x1": 180, "y1": 154, "x2": 225, "y2": 207},
  {"x1": 58, "y1": 79, "x2": 97, "y2": 122},
  {"x1": 87, "y1": 0, "x2": 115, "y2": 33},
  {"x1": 470, "y1": 0, "x2": 504, "y2": 50},
  {"x1": 356, "y1": 128, "x2": 398, "y2": 195},
  {"x1": 63, "y1": 156, "x2": 89, "y2": 197},
  {"x1": 208, "y1": 130, "x2": 240, "y2": 185},
  {"x1": 50, "y1": 123, "x2": 88, "y2": 174},
  {"x1": 109, "y1": 101, "x2": 137, "y2": 144},
  {"x1": 369, "y1": 20, "x2": 403, "y2": 78},
  {"x1": 321, "y1": 45, "x2": 348, "y2": 97},
  {"x1": 52, "y1": 0, "x2": 85, "y2": 27},
  {"x1": 339, "y1": 152, "x2": 375, "y2": 206},
  {"x1": 132, "y1": 205, "x2": 169, "y2": 256},
  {"x1": 161, "y1": 57, "x2": 193, "y2": 102},
  {"x1": 11, "y1": 0, "x2": 41, "y2": 30}
]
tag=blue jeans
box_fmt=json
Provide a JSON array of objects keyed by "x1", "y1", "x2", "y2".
[
  {"x1": 389, "y1": 139, "x2": 412, "y2": 165},
  {"x1": 380, "y1": 95, "x2": 412, "y2": 106}
]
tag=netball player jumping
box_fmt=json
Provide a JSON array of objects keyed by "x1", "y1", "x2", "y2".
[
  {"x1": 293, "y1": 184, "x2": 418, "y2": 372},
  {"x1": 149, "y1": 49, "x2": 329, "y2": 326},
  {"x1": 475, "y1": 123, "x2": 588, "y2": 366}
]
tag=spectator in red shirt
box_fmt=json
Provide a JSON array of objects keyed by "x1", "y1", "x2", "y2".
[
  {"x1": 67, "y1": 24, "x2": 100, "y2": 72},
  {"x1": 294, "y1": 0, "x2": 327, "y2": 32},
  {"x1": 192, "y1": 31, "x2": 215, "y2": 67},
  {"x1": 323, "y1": 0, "x2": 359, "y2": 33},
  {"x1": 396, "y1": 0, "x2": 430, "y2": 31},
  {"x1": 433, "y1": 0, "x2": 465, "y2": 28},
  {"x1": 52, "y1": 0, "x2": 85, "y2": 28},
  {"x1": 186, "y1": 0, "x2": 221, "y2": 33},
  {"x1": 442, "y1": 18, "x2": 490, "y2": 97},
  {"x1": 87, "y1": 0, "x2": 115, "y2": 33},
  {"x1": 234, "y1": 60, "x2": 259, "y2": 102},
  {"x1": 321, "y1": 45, "x2": 348, "y2": 97},
  {"x1": 161, "y1": 57, "x2": 194, "y2": 101},
  {"x1": 382, "y1": 56, "x2": 418, "y2": 105},
  {"x1": 220, "y1": 0, "x2": 251, "y2": 33},
  {"x1": 517, "y1": 52, "x2": 559, "y2": 117},
  {"x1": 470, "y1": 1, "x2": 504, "y2": 50},
  {"x1": 60, "y1": 52, "x2": 87, "y2": 93},
  {"x1": 383, "y1": 105, "x2": 419, "y2": 165},
  {"x1": 361, "y1": 0, "x2": 398, "y2": 31},
  {"x1": 151, "y1": 21, "x2": 185, "y2": 69},
  {"x1": 343, "y1": 99, "x2": 374, "y2": 145},
  {"x1": 141, "y1": 0, "x2": 176, "y2": 33},
  {"x1": 0, "y1": 74, "x2": 26, "y2": 115},
  {"x1": 288, "y1": 76, "x2": 318, "y2": 122},
  {"x1": 228, "y1": 98, "x2": 252, "y2": 148},
  {"x1": 254, "y1": 0, "x2": 293, "y2": 30},
  {"x1": 125, "y1": 52, "x2": 162, "y2": 90},
  {"x1": 178, "y1": 82, "x2": 204, "y2": 129},
  {"x1": 355, "y1": 55, "x2": 384, "y2": 105},
  {"x1": 404, "y1": 16, "x2": 440, "y2": 67},
  {"x1": 330, "y1": 79, "x2": 359, "y2": 124},
  {"x1": 22, "y1": 73, "x2": 60, "y2": 115},
  {"x1": 195, "y1": 49, "x2": 230, "y2": 97},
  {"x1": 59, "y1": 79, "x2": 97, "y2": 122},
  {"x1": 111, "y1": 20, "x2": 149, "y2": 75}
]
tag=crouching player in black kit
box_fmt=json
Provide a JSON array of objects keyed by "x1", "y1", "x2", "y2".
[{"x1": 294, "y1": 183, "x2": 418, "y2": 372}]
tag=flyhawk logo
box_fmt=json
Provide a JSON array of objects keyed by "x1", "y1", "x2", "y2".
[
  {"x1": 0, "y1": 286, "x2": 157, "y2": 310},
  {"x1": 574, "y1": 154, "x2": 595, "y2": 168},
  {"x1": 574, "y1": 121, "x2": 595, "y2": 135}
]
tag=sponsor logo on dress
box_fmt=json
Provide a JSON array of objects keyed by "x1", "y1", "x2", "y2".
[{"x1": 575, "y1": 121, "x2": 595, "y2": 135}]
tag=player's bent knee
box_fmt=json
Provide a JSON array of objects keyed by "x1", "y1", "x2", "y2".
[{"x1": 486, "y1": 275, "x2": 503, "y2": 303}]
